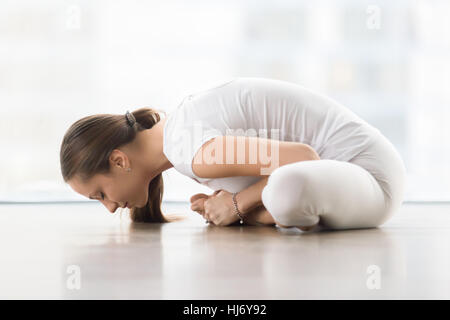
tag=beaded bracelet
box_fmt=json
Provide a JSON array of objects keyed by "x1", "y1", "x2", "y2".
[{"x1": 232, "y1": 192, "x2": 244, "y2": 224}]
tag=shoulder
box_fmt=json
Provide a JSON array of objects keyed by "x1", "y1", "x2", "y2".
[{"x1": 163, "y1": 104, "x2": 223, "y2": 180}]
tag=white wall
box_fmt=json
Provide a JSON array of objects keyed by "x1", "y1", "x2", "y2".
[{"x1": 1, "y1": 0, "x2": 449, "y2": 202}]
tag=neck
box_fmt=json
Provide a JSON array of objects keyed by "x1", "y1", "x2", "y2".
[{"x1": 138, "y1": 116, "x2": 173, "y2": 179}]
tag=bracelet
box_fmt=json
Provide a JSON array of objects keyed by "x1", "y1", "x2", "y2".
[{"x1": 232, "y1": 192, "x2": 244, "y2": 224}]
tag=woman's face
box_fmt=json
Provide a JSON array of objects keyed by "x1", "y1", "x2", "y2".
[{"x1": 68, "y1": 149, "x2": 152, "y2": 213}]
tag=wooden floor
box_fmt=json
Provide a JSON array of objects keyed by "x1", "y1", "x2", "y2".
[{"x1": 0, "y1": 201, "x2": 449, "y2": 299}]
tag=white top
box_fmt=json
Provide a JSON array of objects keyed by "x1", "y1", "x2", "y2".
[{"x1": 163, "y1": 77, "x2": 381, "y2": 193}]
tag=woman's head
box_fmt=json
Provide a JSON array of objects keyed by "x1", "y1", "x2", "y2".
[{"x1": 60, "y1": 108, "x2": 174, "y2": 223}]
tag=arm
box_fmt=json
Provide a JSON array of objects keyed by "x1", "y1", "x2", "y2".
[
  {"x1": 235, "y1": 176, "x2": 269, "y2": 214},
  {"x1": 243, "y1": 204, "x2": 276, "y2": 226},
  {"x1": 192, "y1": 135, "x2": 321, "y2": 228},
  {"x1": 192, "y1": 135, "x2": 320, "y2": 213},
  {"x1": 192, "y1": 135, "x2": 320, "y2": 178}
]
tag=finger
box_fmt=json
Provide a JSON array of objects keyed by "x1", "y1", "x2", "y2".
[
  {"x1": 207, "y1": 217, "x2": 216, "y2": 226},
  {"x1": 197, "y1": 198, "x2": 207, "y2": 209},
  {"x1": 191, "y1": 205, "x2": 203, "y2": 213},
  {"x1": 190, "y1": 199, "x2": 206, "y2": 212},
  {"x1": 190, "y1": 201, "x2": 200, "y2": 212},
  {"x1": 190, "y1": 193, "x2": 209, "y2": 203},
  {"x1": 195, "y1": 209, "x2": 205, "y2": 216}
]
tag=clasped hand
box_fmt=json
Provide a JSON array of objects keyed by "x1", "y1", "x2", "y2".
[{"x1": 190, "y1": 189, "x2": 241, "y2": 226}]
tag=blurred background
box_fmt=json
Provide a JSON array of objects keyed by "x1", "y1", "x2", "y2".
[{"x1": 1, "y1": 0, "x2": 449, "y2": 204}]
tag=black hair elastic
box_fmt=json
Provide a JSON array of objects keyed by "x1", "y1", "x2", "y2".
[{"x1": 125, "y1": 110, "x2": 136, "y2": 127}]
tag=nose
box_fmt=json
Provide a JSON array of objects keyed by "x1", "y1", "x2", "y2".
[{"x1": 104, "y1": 201, "x2": 119, "y2": 214}]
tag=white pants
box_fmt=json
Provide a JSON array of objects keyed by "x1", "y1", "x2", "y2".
[{"x1": 261, "y1": 131, "x2": 407, "y2": 231}]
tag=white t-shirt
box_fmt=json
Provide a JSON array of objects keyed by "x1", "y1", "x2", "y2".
[{"x1": 163, "y1": 77, "x2": 381, "y2": 193}]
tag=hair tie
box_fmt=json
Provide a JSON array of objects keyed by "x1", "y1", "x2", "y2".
[{"x1": 125, "y1": 110, "x2": 136, "y2": 127}]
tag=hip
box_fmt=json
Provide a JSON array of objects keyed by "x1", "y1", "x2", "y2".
[{"x1": 347, "y1": 130, "x2": 407, "y2": 209}]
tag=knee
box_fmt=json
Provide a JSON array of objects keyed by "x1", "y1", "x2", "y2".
[{"x1": 262, "y1": 166, "x2": 314, "y2": 227}]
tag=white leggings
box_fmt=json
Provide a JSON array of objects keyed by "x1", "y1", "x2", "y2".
[{"x1": 261, "y1": 131, "x2": 407, "y2": 231}]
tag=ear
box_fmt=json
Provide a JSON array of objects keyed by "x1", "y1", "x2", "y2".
[{"x1": 109, "y1": 149, "x2": 129, "y2": 170}]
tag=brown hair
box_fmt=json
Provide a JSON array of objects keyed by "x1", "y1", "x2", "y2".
[{"x1": 59, "y1": 107, "x2": 185, "y2": 223}]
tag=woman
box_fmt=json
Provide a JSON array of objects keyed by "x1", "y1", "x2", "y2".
[{"x1": 60, "y1": 77, "x2": 406, "y2": 232}]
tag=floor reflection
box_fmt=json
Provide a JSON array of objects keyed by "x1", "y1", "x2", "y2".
[{"x1": 0, "y1": 202, "x2": 449, "y2": 299}]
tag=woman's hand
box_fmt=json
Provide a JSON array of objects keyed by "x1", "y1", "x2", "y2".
[
  {"x1": 190, "y1": 189, "x2": 240, "y2": 226},
  {"x1": 190, "y1": 189, "x2": 220, "y2": 215},
  {"x1": 190, "y1": 190, "x2": 278, "y2": 227},
  {"x1": 189, "y1": 190, "x2": 219, "y2": 224},
  {"x1": 190, "y1": 192, "x2": 210, "y2": 216}
]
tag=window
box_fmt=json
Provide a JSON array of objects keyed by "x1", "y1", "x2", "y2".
[{"x1": 1, "y1": 0, "x2": 447, "y2": 203}]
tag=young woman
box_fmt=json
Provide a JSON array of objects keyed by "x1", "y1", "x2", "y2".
[{"x1": 60, "y1": 77, "x2": 406, "y2": 232}]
